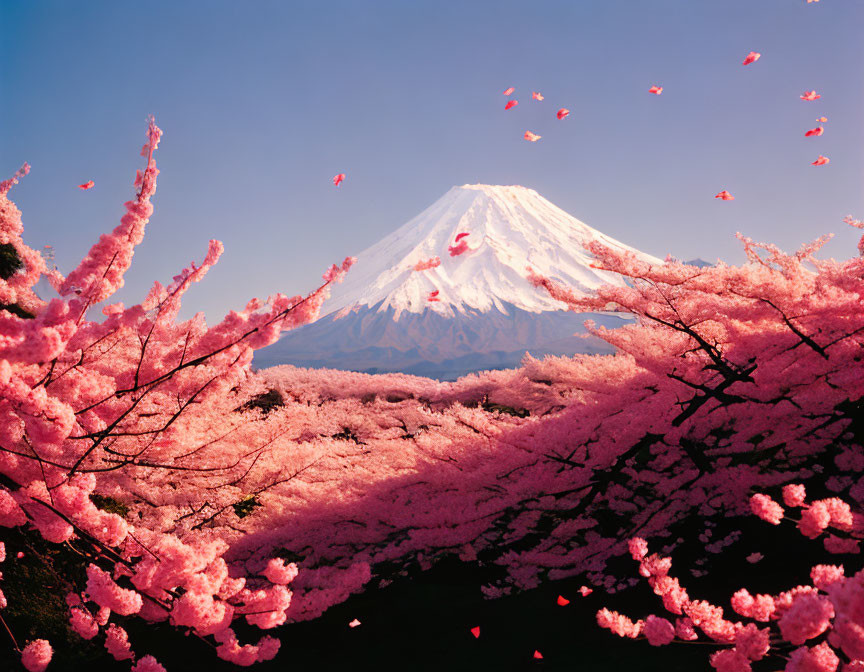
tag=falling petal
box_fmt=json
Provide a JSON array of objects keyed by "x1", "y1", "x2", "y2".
[
  {"x1": 503, "y1": 87, "x2": 515, "y2": 96},
  {"x1": 448, "y1": 239, "x2": 470, "y2": 256},
  {"x1": 817, "y1": 117, "x2": 828, "y2": 122},
  {"x1": 454, "y1": 232, "x2": 470, "y2": 242},
  {"x1": 533, "y1": 651, "x2": 544, "y2": 660},
  {"x1": 578, "y1": 586, "x2": 593, "y2": 597},
  {"x1": 557, "y1": 595, "x2": 570, "y2": 606},
  {"x1": 532, "y1": 91, "x2": 544, "y2": 101},
  {"x1": 715, "y1": 190, "x2": 735, "y2": 201},
  {"x1": 505, "y1": 100, "x2": 518, "y2": 110},
  {"x1": 524, "y1": 131, "x2": 542, "y2": 142},
  {"x1": 804, "y1": 126, "x2": 824, "y2": 137},
  {"x1": 427, "y1": 290, "x2": 441, "y2": 302},
  {"x1": 800, "y1": 90, "x2": 821, "y2": 101},
  {"x1": 413, "y1": 256, "x2": 441, "y2": 272},
  {"x1": 648, "y1": 85, "x2": 663, "y2": 95},
  {"x1": 812, "y1": 155, "x2": 830, "y2": 166},
  {"x1": 742, "y1": 51, "x2": 761, "y2": 66},
  {"x1": 333, "y1": 173, "x2": 346, "y2": 187},
  {"x1": 348, "y1": 618, "x2": 361, "y2": 628},
  {"x1": 746, "y1": 552, "x2": 764, "y2": 564},
  {"x1": 556, "y1": 108, "x2": 570, "y2": 120},
  {"x1": 78, "y1": 180, "x2": 95, "y2": 190},
  {"x1": 470, "y1": 626, "x2": 481, "y2": 639}
]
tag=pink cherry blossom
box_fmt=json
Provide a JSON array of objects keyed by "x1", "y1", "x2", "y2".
[
  {"x1": 799, "y1": 502, "x2": 832, "y2": 539},
  {"x1": 750, "y1": 494, "x2": 784, "y2": 525},
  {"x1": 675, "y1": 617, "x2": 698, "y2": 641},
  {"x1": 731, "y1": 589, "x2": 776, "y2": 622},
  {"x1": 104, "y1": 624, "x2": 134, "y2": 661},
  {"x1": 784, "y1": 484, "x2": 808, "y2": 507},
  {"x1": 643, "y1": 614, "x2": 675, "y2": 646},
  {"x1": 596, "y1": 608, "x2": 643, "y2": 638},
  {"x1": 132, "y1": 656, "x2": 167, "y2": 672},
  {"x1": 710, "y1": 649, "x2": 752, "y2": 672},
  {"x1": 786, "y1": 642, "x2": 839, "y2": 672},
  {"x1": 85, "y1": 564, "x2": 142, "y2": 616},
  {"x1": 779, "y1": 593, "x2": 835, "y2": 645},
  {"x1": 69, "y1": 606, "x2": 99, "y2": 640},
  {"x1": 734, "y1": 623, "x2": 770, "y2": 661},
  {"x1": 628, "y1": 537, "x2": 649, "y2": 560},
  {"x1": 21, "y1": 640, "x2": 53, "y2": 672},
  {"x1": 263, "y1": 558, "x2": 299, "y2": 585}
]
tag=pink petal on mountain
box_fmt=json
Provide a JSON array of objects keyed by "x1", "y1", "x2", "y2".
[{"x1": 448, "y1": 238, "x2": 470, "y2": 256}]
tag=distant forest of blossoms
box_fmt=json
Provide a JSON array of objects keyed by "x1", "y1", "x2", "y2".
[{"x1": 0, "y1": 120, "x2": 862, "y2": 672}]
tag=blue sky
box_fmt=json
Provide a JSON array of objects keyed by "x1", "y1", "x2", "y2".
[{"x1": 2, "y1": 0, "x2": 862, "y2": 321}]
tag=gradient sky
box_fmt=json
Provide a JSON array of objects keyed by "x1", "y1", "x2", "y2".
[{"x1": 2, "y1": 0, "x2": 863, "y2": 321}]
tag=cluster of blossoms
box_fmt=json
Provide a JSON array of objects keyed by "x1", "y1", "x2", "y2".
[
  {"x1": 597, "y1": 487, "x2": 864, "y2": 671},
  {"x1": 751, "y1": 485, "x2": 861, "y2": 553}
]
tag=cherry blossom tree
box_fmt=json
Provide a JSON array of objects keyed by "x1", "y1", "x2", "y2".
[{"x1": 0, "y1": 117, "x2": 353, "y2": 668}]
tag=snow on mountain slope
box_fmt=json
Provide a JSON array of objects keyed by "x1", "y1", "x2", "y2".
[
  {"x1": 324, "y1": 184, "x2": 663, "y2": 319},
  {"x1": 254, "y1": 185, "x2": 664, "y2": 379}
]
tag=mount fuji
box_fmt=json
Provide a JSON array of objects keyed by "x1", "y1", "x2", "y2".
[{"x1": 254, "y1": 184, "x2": 664, "y2": 379}]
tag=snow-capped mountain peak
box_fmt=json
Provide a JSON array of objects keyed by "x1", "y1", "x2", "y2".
[
  {"x1": 255, "y1": 185, "x2": 664, "y2": 379},
  {"x1": 324, "y1": 184, "x2": 662, "y2": 320}
]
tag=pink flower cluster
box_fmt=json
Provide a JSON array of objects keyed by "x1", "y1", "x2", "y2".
[
  {"x1": 20, "y1": 639, "x2": 53, "y2": 672},
  {"x1": 601, "y1": 490, "x2": 864, "y2": 671}
]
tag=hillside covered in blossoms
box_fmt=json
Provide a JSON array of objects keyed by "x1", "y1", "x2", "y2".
[{"x1": 0, "y1": 115, "x2": 862, "y2": 670}]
